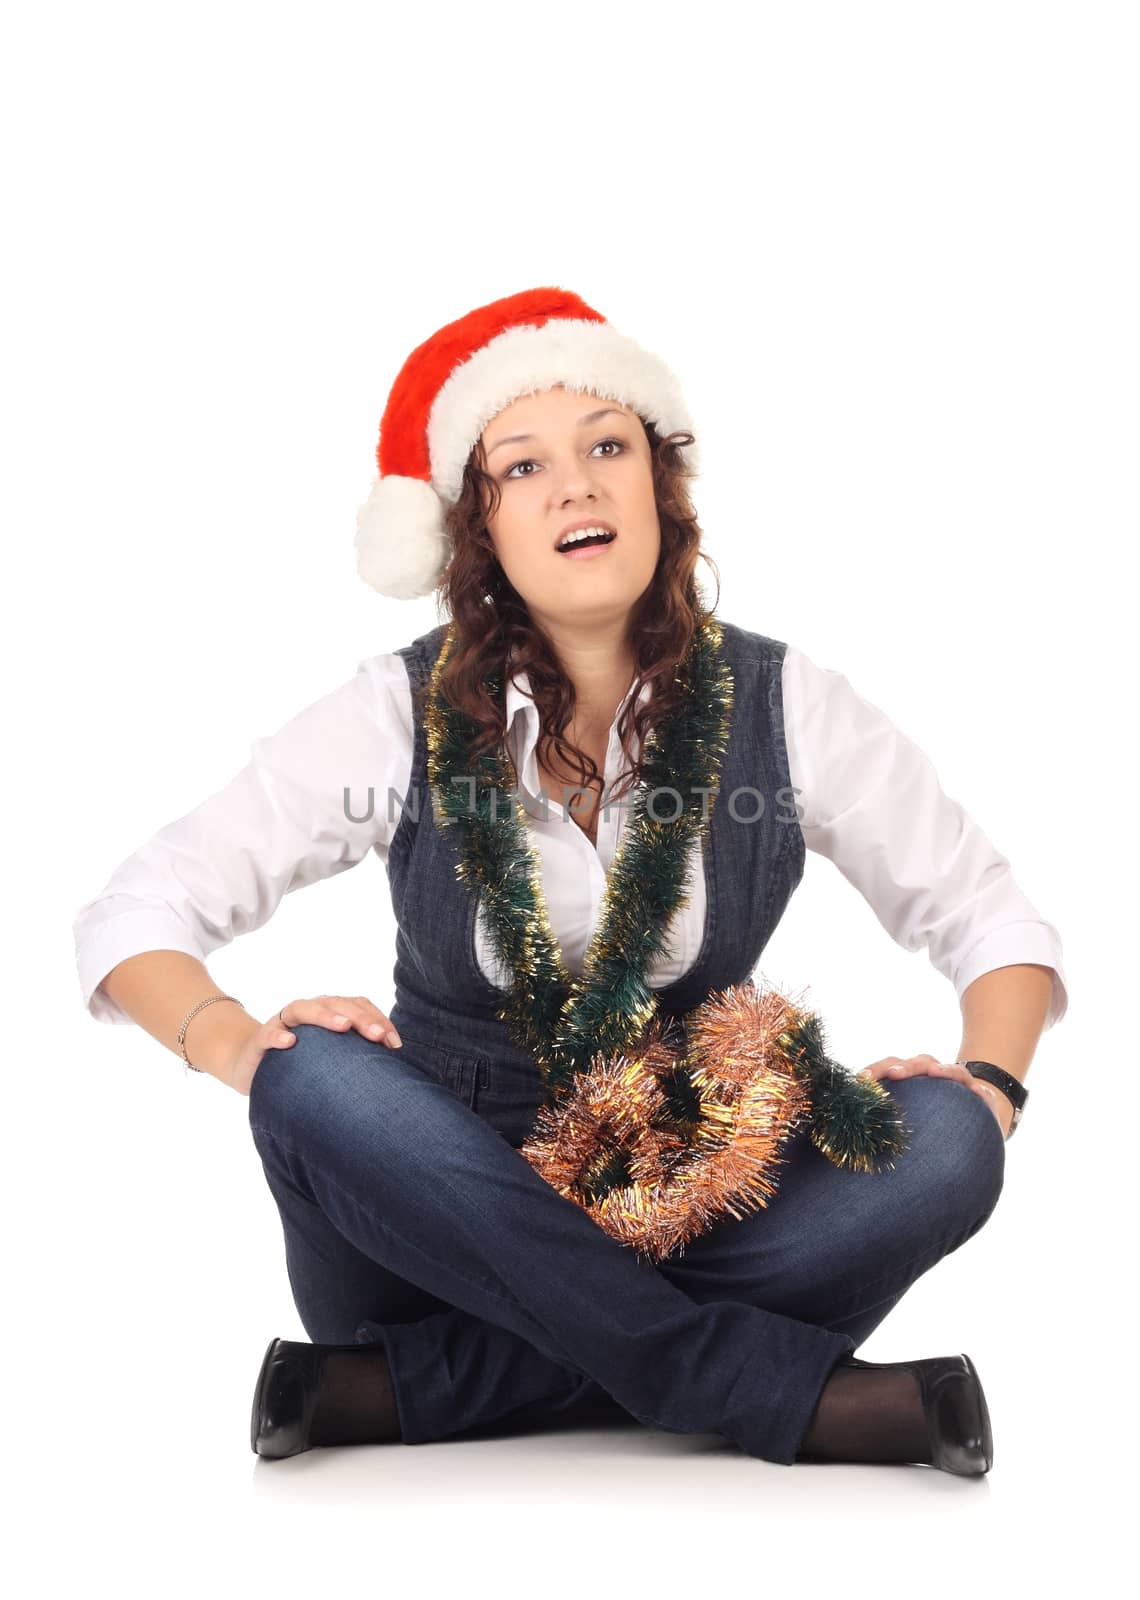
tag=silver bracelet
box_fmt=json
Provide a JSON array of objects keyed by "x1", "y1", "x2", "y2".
[{"x1": 177, "y1": 995, "x2": 244, "y2": 1075}]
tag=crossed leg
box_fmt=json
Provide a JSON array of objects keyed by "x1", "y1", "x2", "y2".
[{"x1": 248, "y1": 1025, "x2": 1004, "y2": 1460}]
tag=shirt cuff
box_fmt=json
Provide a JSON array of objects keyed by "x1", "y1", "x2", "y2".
[
  {"x1": 952, "y1": 921, "x2": 1069, "y2": 1031},
  {"x1": 74, "y1": 908, "x2": 206, "y2": 1026}
]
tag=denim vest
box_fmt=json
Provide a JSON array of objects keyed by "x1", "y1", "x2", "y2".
[{"x1": 384, "y1": 618, "x2": 806, "y2": 1145}]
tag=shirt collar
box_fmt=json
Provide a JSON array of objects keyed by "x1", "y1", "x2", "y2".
[
  {"x1": 505, "y1": 653, "x2": 649, "y2": 729},
  {"x1": 504, "y1": 650, "x2": 651, "y2": 797}
]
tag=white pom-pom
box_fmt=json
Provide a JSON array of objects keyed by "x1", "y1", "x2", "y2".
[{"x1": 354, "y1": 475, "x2": 450, "y2": 599}]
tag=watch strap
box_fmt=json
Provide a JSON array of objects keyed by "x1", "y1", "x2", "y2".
[{"x1": 957, "y1": 1058, "x2": 1028, "y2": 1133}]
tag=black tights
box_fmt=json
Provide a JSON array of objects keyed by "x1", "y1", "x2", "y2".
[{"x1": 307, "y1": 1344, "x2": 933, "y2": 1464}]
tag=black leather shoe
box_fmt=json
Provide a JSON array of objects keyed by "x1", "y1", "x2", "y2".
[
  {"x1": 842, "y1": 1352, "x2": 994, "y2": 1476},
  {"x1": 250, "y1": 1336, "x2": 367, "y2": 1459}
]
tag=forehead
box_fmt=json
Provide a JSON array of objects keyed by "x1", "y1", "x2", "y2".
[{"x1": 481, "y1": 386, "x2": 635, "y2": 442}]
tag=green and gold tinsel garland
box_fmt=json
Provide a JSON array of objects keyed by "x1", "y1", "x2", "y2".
[{"x1": 424, "y1": 616, "x2": 909, "y2": 1262}]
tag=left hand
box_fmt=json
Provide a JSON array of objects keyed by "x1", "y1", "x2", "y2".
[{"x1": 856, "y1": 1055, "x2": 1014, "y2": 1140}]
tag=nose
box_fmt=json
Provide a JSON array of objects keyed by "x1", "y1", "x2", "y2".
[{"x1": 551, "y1": 454, "x2": 602, "y2": 504}]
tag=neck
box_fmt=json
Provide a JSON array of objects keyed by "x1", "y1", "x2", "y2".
[{"x1": 539, "y1": 618, "x2": 636, "y2": 730}]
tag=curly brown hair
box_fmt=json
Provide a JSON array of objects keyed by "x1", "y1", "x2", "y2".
[{"x1": 413, "y1": 414, "x2": 721, "y2": 809}]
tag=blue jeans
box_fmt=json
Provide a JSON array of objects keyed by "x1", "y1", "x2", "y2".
[{"x1": 247, "y1": 1022, "x2": 1006, "y2": 1465}]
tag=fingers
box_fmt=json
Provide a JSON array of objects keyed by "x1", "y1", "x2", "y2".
[
  {"x1": 854, "y1": 1054, "x2": 1009, "y2": 1137},
  {"x1": 916, "y1": 1060, "x2": 979, "y2": 1088},
  {"x1": 277, "y1": 997, "x2": 402, "y2": 1048},
  {"x1": 856, "y1": 1055, "x2": 973, "y2": 1085},
  {"x1": 855, "y1": 1055, "x2": 926, "y2": 1080},
  {"x1": 340, "y1": 997, "x2": 402, "y2": 1047}
]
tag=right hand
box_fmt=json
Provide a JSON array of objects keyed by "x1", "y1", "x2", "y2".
[{"x1": 230, "y1": 994, "x2": 403, "y2": 1097}]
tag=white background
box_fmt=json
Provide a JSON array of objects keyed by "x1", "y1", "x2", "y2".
[{"x1": 7, "y1": 0, "x2": 1132, "y2": 1592}]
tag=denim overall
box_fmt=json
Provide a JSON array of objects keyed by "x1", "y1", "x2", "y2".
[{"x1": 248, "y1": 617, "x2": 1006, "y2": 1463}]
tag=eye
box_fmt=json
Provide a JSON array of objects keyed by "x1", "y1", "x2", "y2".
[{"x1": 502, "y1": 436, "x2": 627, "y2": 480}]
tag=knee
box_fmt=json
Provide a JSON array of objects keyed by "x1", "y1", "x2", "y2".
[
  {"x1": 248, "y1": 1022, "x2": 398, "y2": 1132},
  {"x1": 890, "y1": 1074, "x2": 1006, "y2": 1224}
]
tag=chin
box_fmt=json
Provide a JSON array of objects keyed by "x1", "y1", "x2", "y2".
[{"x1": 545, "y1": 592, "x2": 646, "y2": 627}]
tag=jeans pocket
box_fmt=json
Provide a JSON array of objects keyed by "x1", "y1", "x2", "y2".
[
  {"x1": 397, "y1": 1036, "x2": 487, "y2": 1109},
  {"x1": 472, "y1": 1058, "x2": 550, "y2": 1147}
]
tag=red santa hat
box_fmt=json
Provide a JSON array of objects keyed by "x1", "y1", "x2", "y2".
[{"x1": 354, "y1": 285, "x2": 699, "y2": 599}]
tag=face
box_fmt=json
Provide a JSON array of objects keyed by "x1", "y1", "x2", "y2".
[{"x1": 477, "y1": 385, "x2": 661, "y2": 628}]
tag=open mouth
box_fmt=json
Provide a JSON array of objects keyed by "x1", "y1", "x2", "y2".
[{"x1": 556, "y1": 528, "x2": 618, "y2": 555}]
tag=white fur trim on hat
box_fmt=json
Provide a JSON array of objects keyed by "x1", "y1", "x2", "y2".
[
  {"x1": 354, "y1": 474, "x2": 449, "y2": 599},
  {"x1": 427, "y1": 318, "x2": 699, "y2": 505}
]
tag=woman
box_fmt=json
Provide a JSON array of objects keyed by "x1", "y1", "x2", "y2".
[{"x1": 72, "y1": 286, "x2": 1067, "y2": 1474}]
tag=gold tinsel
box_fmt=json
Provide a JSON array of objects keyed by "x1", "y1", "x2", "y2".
[
  {"x1": 518, "y1": 981, "x2": 816, "y2": 1263},
  {"x1": 419, "y1": 620, "x2": 906, "y2": 1264}
]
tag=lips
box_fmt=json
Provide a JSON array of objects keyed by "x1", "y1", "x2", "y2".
[
  {"x1": 554, "y1": 519, "x2": 618, "y2": 551},
  {"x1": 558, "y1": 534, "x2": 617, "y2": 560}
]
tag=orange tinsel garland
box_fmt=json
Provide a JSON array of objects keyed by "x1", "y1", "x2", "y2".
[{"x1": 518, "y1": 979, "x2": 904, "y2": 1264}]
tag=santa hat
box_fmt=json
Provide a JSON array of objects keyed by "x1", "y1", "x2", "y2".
[{"x1": 354, "y1": 286, "x2": 699, "y2": 599}]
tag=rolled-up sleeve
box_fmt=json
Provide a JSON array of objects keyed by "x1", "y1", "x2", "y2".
[
  {"x1": 72, "y1": 652, "x2": 415, "y2": 1025},
  {"x1": 781, "y1": 644, "x2": 1068, "y2": 1030}
]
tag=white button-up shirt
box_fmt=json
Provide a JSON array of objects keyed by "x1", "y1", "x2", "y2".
[{"x1": 72, "y1": 642, "x2": 1069, "y2": 1031}]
